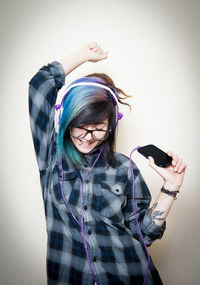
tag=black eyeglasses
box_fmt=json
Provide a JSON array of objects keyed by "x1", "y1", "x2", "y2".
[{"x1": 69, "y1": 127, "x2": 112, "y2": 141}]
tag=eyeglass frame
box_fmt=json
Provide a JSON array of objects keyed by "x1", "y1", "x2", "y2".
[{"x1": 69, "y1": 126, "x2": 112, "y2": 141}]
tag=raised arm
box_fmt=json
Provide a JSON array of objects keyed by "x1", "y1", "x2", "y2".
[
  {"x1": 123, "y1": 152, "x2": 186, "y2": 247},
  {"x1": 29, "y1": 61, "x2": 65, "y2": 171},
  {"x1": 28, "y1": 42, "x2": 108, "y2": 171}
]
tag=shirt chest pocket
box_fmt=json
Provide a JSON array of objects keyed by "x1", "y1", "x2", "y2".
[
  {"x1": 92, "y1": 181, "x2": 127, "y2": 223},
  {"x1": 51, "y1": 163, "x2": 80, "y2": 206}
]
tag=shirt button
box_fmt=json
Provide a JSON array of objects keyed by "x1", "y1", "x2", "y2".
[
  {"x1": 87, "y1": 230, "x2": 92, "y2": 235},
  {"x1": 84, "y1": 205, "x2": 88, "y2": 211},
  {"x1": 93, "y1": 256, "x2": 97, "y2": 262}
]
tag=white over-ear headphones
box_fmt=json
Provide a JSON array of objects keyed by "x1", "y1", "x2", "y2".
[{"x1": 54, "y1": 82, "x2": 123, "y2": 133}]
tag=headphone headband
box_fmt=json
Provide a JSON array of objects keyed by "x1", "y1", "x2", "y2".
[
  {"x1": 54, "y1": 81, "x2": 123, "y2": 131},
  {"x1": 62, "y1": 82, "x2": 119, "y2": 106}
]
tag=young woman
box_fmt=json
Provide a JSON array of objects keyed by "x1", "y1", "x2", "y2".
[{"x1": 28, "y1": 42, "x2": 186, "y2": 285}]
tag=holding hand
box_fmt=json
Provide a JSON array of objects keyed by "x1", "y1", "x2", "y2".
[{"x1": 148, "y1": 151, "x2": 186, "y2": 191}]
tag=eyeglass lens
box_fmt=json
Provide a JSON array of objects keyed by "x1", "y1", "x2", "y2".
[{"x1": 70, "y1": 128, "x2": 109, "y2": 140}]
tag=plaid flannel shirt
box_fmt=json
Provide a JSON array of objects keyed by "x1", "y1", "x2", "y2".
[{"x1": 28, "y1": 61, "x2": 166, "y2": 285}]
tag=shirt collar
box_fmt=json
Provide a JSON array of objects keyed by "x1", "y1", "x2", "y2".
[
  {"x1": 57, "y1": 143, "x2": 105, "y2": 173},
  {"x1": 84, "y1": 144, "x2": 105, "y2": 167}
]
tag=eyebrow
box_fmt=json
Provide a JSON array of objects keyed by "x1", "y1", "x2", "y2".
[
  {"x1": 78, "y1": 122, "x2": 107, "y2": 128},
  {"x1": 93, "y1": 122, "x2": 107, "y2": 125}
]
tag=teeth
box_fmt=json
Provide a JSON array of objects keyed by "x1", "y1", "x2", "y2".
[{"x1": 80, "y1": 141, "x2": 92, "y2": 146}]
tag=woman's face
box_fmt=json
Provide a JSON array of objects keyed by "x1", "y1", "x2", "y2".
[{"x1": 70, "y1": 118, "x2": 109, "y2": 154}]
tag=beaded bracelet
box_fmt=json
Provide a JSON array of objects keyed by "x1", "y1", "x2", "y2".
[{"x1": 161, "y1": 185, "x2": 180, "y2": 200}]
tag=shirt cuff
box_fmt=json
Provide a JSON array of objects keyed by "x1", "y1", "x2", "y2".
[{"x1": 143, "y1": 215, "x2": 166, "y2": 238}]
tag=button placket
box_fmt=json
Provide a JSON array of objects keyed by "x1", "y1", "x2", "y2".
[{"x1": 82, "y1": 179, "x2": 89, "y2": 219}]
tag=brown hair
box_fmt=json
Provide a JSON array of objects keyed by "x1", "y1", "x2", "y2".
[{"x1": 85, "y1": 72, "x2": 132, "y2": 111}]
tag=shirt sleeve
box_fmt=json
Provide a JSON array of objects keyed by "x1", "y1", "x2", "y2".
[
  {"x1": 123, "y1": 160, "x2": 166, "y2": 247},
  {"x1": 28, "y1": 61, "x2": 65, "y2": 171}
]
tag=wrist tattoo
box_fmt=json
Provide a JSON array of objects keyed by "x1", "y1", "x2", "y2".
[{"x1": 146, "y1": 202, "x2": 165, "y2": 222}]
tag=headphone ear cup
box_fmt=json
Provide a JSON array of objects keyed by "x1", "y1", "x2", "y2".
[
  {"x1": 54, "y1": 105, "x2": 63, "y2": 134},
  {"x1": 54, "y1": 113, "x2": 59, "y2": 134},
  {"x1": 118, "y1": 112, "x2": 123, "y2": 120}
]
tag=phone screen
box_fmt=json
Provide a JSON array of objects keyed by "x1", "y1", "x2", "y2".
[{"x1": 137, "y1": 144, "x2": 172, "y2": 167}]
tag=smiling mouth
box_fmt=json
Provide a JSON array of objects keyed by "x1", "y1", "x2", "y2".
[{"x1": 79, "y1": 140, "x2": 95, "y2": 148}]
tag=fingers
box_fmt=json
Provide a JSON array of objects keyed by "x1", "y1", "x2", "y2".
[
  {"x1": 148, "y1": 156, "x2": 157, "y2": 170},
  {"x1": 166, "y1": 151, "x2": 177, "y2": 166},
  {"x1": 174, "y1": 158, "x2": 187, "y2": 173},
  {"x1": 98, "y1": 49, "x2": 105, "y2": 55},
  {"x1": 100, "y1": 50, "x2": 108, "y2": 59},
  {"x1": 166, "y1": 150, "x2": 172, "y2": 157},
  {"x1": 89, "y1": 41, "x2": 97, "y2": 49},
  {"x1": 178, "y1": 162, "x2": 187, "y2": 173},
  {"x1": 167, "y1": 151, "x2": 179, "y2": 167},
  {"x1": 89, "y1": 42, "x2": 107, "y2": 56},
  {"x1": 173, "y1": 157, "x2": 182, "y2": 171},
  {"x1": 148, "y1": 156, "x2": 154, "y2": 166},
  {"x1": 93, "y1": 44, "x2": 101, "y2": 52},
  {"x1": 89, "y1": 42, "x2": 100, "y2": 51},
  {"x1": 167, "y1": 151, "x2": 187, "y2": 173}
]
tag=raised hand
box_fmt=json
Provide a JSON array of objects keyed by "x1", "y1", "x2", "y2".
[
  {"x1": 78, "y1": 42, "x2": 108, "y2": 63},
  {"x1": 58, "y1": 42, "x2": 108, "y2": 77}
]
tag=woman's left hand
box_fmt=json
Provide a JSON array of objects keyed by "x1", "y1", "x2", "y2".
[{"x1": 148, "y1": 151, "x2": 187, "y2": 191}]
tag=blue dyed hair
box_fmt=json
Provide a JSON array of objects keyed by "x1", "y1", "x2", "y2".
[{"x1": 57, "y1": 73, "x2": 131, "y2": 168}]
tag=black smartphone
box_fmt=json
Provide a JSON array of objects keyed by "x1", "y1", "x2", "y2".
[{"x1": 137, "y1": 144, "x2": 172, "y2": 167}]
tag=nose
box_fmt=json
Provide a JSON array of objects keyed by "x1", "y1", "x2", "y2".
[{"x1": 83, "y1": 131, "x2": 93, "y2": 141}]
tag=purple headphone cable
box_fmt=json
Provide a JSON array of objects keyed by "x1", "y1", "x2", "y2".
[
  {"x1": 129, "y1": 145, "x2": 150, "y2": 285},
  {"x1": 59, "y1": 144, "x2": 150, "y2": 285}
]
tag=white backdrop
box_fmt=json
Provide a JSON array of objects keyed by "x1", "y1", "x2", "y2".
[{"x1": 0, "y1": 0, "x2": 199, "y2": 284}]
